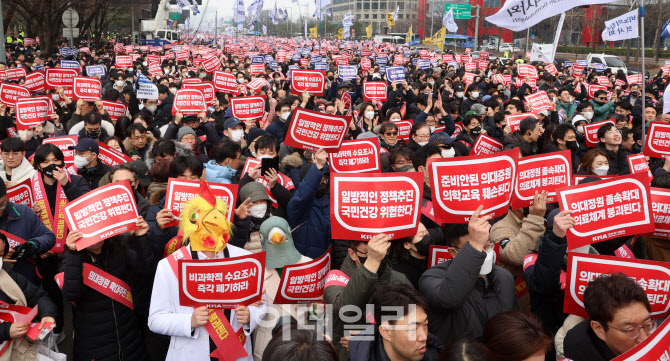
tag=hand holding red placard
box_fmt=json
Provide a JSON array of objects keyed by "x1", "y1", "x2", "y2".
[
  {"x1": 16, "y1": 97, "x2": 52, "y2": 130},
  {"x1": 72, "y1": 77, "x2": 102, "y2": 101},
  {"x1": 97, "y1": 141, "x2": 133, "y2": 167},
  {"x1": 182, "y1": 82, "x2": 216, "y2": 104},
  {"x1": 362, "y1": 82, "x2": 388, "y2": 101},
  {"x1": 469, "y1": 134, "x2": 503, "y2": 155},
  {"x1": 511, "y1": 151, "x2": 572, "y2": 208},
  {"x1": 582, "y1": 119, "x2": 615, "y2": 147},
  {"x1": 171, "y1": 89, "x2": 207, "y2": 116},
  {"x1": 0, "y1": 84, "x2": 30, "y2": 108},
  {"x1": 6, "y1": 179, "x2": 33, "y2": 208},
  {"x1": 525, "y1": 91, "x2": 553, "y2": 112},
  {"x1": 229, "y1": 95, "x2": 266, "y2": 121},
  {"x1": 644, "y1": 121, "x2": 670, "y2": 158},
  {"x1": 284, "y1": 108, "x2": 352, "y2": 152},
  {"x1": 505, "y1": 113, "x2": 538, "y2": 133},
  {"x1": 274, "y1": 248, "x2": 331, "y2": 304}
]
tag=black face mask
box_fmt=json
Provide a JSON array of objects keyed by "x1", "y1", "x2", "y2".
[
  {"x1": 328, "y1": 76, "x2": 334, "y2": 81},
  {"x1": 631, "y1": 92, "x2": 639, "y2": 98},
  {"x1": 357, "y1": 256, "x2": 368, "y2": 265},
  {"x1": 632, "y1": 142, "x2": 642, "y2": 154},
  {"x1": 40, "y1": 163, "x2": 63, "y2": 178},
  {"x1": 413, "y1": 234, "x2": 433, "y2": 257},
  {"x1": 316, "y1": 181, "x2": 329, "y2": 199},
  {"x1": 565, "y1": 140, "x2": 578, "y2": 150},
  {"x1": 470, "y1": 126, "x2": 481, "y2": 136},
  {"x1": 87, "y1": 130, "x2": 100, "y2": 139}
]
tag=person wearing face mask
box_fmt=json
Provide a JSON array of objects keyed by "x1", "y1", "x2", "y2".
[
  {"x1": 407, "y1": 123, "x2": 431, "y2": 151},
  {"x1": 77, "y1": 112, "x2": 109, "y2": 142},
  {"x1": 460, "y1": 84, "x2": 481, "y2": 114},
  {"x1": 420, "y1": 206, "x2": 518, "y2": 347},
  {"x1": 390, "y1": 222, "x2": 432, "y2": 289},
  {"x1": 578, "y1": 149, "x2": 611, "y2": 176},
  {"x1": 222, "y1": 117, "x2": 247, "y2": 147},
  {"x1": 589, "y1": 90, "x2": 616, "y2": 123},
  {"x1": 266, "y1": 102, "x2": 291, "y2": 143},
  {"x1": 594, "y1": 122, "x2": 630, "y2": 175},
  {"x1": 69, "y1": 138, "x2": 113, "y2": 190},
  {"x1": 230, "y1": 182, "x2": 273, "y2": 254},
  {"x1": 455, "y1": 114, "x2": 484, "y2": 153},
  {"x1": 543, "y1": 123, "x2": 583, "y2": 173}
]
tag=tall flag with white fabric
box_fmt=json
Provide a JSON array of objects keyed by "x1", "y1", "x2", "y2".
[
  {"x1": 272, "y1": 1, "x2": 280, "y2": 25},
  {"x1": 602, "y1": 9, "x2": 638, "y2": 41},
  {"x1": 177, "y1": 0, "x2": 190, "y2": 13},
  {"x1": 263, "y1": 25, "x2": 267, "y2": 35},
  {"x1": 137, "y1": 73, "x2": 158, "y2": 100},
  {"x1": 304, "y1": 19, "x2": 307, "y2": 38},
  {"x1": 393, "y1": 5, "x2": 399, "y2": 21},
  {"x1": 444, "y1": 8, "x2": 458, "y2": 32},
  {"x1": 530, "y1": 43, "x2": 554, "y2": 62},
  {"x1": 190, "y1": 0, "x2": 199, "y2": 14},
  {"x1": 662, "y1": 18, "x2": 670, "y2": 38},
  {"x1": 486, "y1": 0, "x2": 616, "y2": 31}
]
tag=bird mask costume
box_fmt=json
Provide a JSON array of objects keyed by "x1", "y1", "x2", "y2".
[{"x1": 179, "y1": 181, "x2": 232, "y2": 253}]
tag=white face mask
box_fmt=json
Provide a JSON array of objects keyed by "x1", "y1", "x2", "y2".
[
  {"x1": 115, "y1": 81, "x2": 125, "y2": 88},
  {"x1": 231, "y1": 129, "x2": 244, "y2": 143},
  {"x1": 146, "y1": 105, "x2": 157, "y2": 113},
  {"x1": 170, "y1": 88, "x2": 177, "y2": 94},
  {"x1": 429, "y1": 126, "x2": 436, "y2": 132},
  {"x1": 456, "y1": 91, "x2": 464, "y2": 98},
  {"x1": 364, "y1": 111, "x2": 375, "y2": 120},
  {"x1": 471, "y1": 92, "x2": 480, "y2": 99},
  {"x1": 583, "y1": 111, "x2": 594, "y2": 120},
  {"x1": 74, "y1": 154, "x2": 91, "y2": 169},
  {"x1": 576, "y1": 125, "x2": 584, "y2": 134},
  {"x1": 52, "y1": 94, "x2": 60, "y2": 102},
  {"x1": 280, "y1": 112, "x2": 290, "y2": 120},
  {"x1": 593, "y1": 165, "x2": 609, "y2": 176},
  {"x1": 479, "y1": 248, "x2": 495, "y2": 275},
  {"x1": 237, "y1": 78, "x2": 245, "y2": 83},
  {"x1": 249, "y1": 203, "x2": 268, "y2": 218},
  {"x1": 164, "y1": 69, "x2": 171, "y2": 74},
  {"x1": 417, "y1": 141, "x2": 428, "y2": 146},
  {"x1": 18, "y1": 130, "x2": 34, "y2": 142},
  {"x1": 142, "y1": 61, "x2": 148, "y2": 66},
  {"x1": 441, "y1": 148, "x2": 456, "y2": 158}
]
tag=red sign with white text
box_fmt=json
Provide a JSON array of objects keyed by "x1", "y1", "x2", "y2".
[
  {"x1": 0, "y1": 84, "x2": 30, "y2": 108},
  {"x1": 517, "y1": 63, "x2": 539, "y2": 79},
  {"x1": 525, "y1": 91, "x2": 553, "y2": 112},
  {"x1": 362, "y1": 82, "x2": 388, "y2": 101},
  {"x1": 24, "y1": 71, "x2": 45, "y2": 93},
  {"x1": 171, "y1": 89, "x2": 207, "y2": 116},
  {"x1": 628, "y1": 154, "x2": 652, "y2": 182},
  {"x1": 43, "y1": 135, "x2": 77, "y2": 168},
  {"x1": 328, "y1": 138, "x2": 381, "y2": 173},
  {"x1": 45, "y1": 68, "x2": 78, "y2": 89},
  {"x1": 428, "y1": 245, "x2": 453, "y2": 268},
  {"x1": 72, "y1": 77, "x2": 102, "y2": 101},
  {"x1": 469, "y1": 134, "x2": 504, "y2": 156},
  {"x1": 565, "y1": 253, "x2": 670, "y2": 318},
  {"x1": 229, "y1": 95, "x2": 266, "y2": 121},
  {"x1": 511, "y1": 151, "x2": 572, "y2": 209},
  {"x1": 97, "y1": 141, "x2": 133, "y2": 167},
  {"x1": 583, "y1": 119, "x2": 615, "y2": 147},
  {"x1": 202, "y1": 55, "x2": 221, "y2": 73},
  {"x1": 5, "y1": 68, "x2": 26, "y2": 81},
  {"x1": 284, "y1": 108, "x2": 351, "y2": 152},
  {"x1": 557, "y1": 173, "x2": 654, "y2": 250},
  {"x1": 178, "y1": 252, "x2": 265, "y2": 308},
  {"x1": 290, "y1": 70, "x2": 325, "y2": 96},
  {"x1": 182, "y1": 82, "x2": 216, "y2": 104},
  {"x1": 6, "y1": 179, "x2": 33, "y2": 208},
  {"x1": 16, "y1": 97, "x2": 52, "y2": 130},
  {"x1": 394, "y1": 120, "x2": 413, "y2": 141},
  {"x1": 64, "y1": 180, "x2": 139, "y2": 250},
  {"x1": 164, "y1": 178, "x2": 237, "y2": 228},
  {"x1": 650, "y1": 188, "x2": 670, "y2": 238},
  {"x1": 505, "y1": 113, "x2": 538, "y2": 133},
  {"x1": 115, "y1": 55, "x2": 132, "y2": 69},
  {"x1": 212, "y1": 71, "x2": 238, "y2": 94},
  {"x1": 274, "y1": 248, "x2": 331, "y2": 304},
  {"x1": 331, "y1": 173, "x2": 423, "y2": 241},
  {"x1": 429, "y1": 149, "x2": 518, "y2": 223},
  {"x1": 100, "y1": 101, "x2": 127, "y2": 121},
  {"x1": 644, "y1": 121, "x2": 670, "y2": 159}
]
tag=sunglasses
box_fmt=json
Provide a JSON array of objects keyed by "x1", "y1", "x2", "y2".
[
  {"x1": 385, "y1": 132, "x2": 398, "y2": 136},
  {"x1": 597, "y1": 97, "x2": 607, "y2": 100}
]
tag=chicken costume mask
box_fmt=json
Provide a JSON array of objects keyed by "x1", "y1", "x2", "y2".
[{"x1": 179, "y1": 181, "x2": 232, "y2": 252}]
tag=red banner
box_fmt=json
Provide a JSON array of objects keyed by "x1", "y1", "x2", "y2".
[
  {"x1": 284, "y1": 108, "x2": 351, "y2": 152},
  {"x1": 362, "y1": 82, "x2": 388, "y2": 101},
  {"x1": 181, "y1": 78, "x2": 202, "y2": 85},
  {"x1": 273, "y1": 248, "x2": 331, "y2": 304},
  {"x1": 24, "y1": 71, "x2": 46, "y2": 93},
  {"x1": 83, "y1": 263, "x2": 134, "y2": 309},
  {"x1": 545, "y1": 63, "x2": 558, "y2": 75},
  {"x1": 100, "y1": 100, "x2": 127, "y2": 121},
  {"x1": 250, "y1": 64, "x2": 265, "y2": 75},
  {"x1": 505, "y1": 113, "x2": 538, "y2": 133},
  {"x1": 43, "y1": 135, "x2": 77, "y2": 168},
  {"x1": 469, "y1": 134, "x2": 504, "y2": 156},
  {"x1": 229, "y1": 95, "x2": 266, "y2": 121},
  {"x1": 172, "y1": 89, "x2": 207, "y2": 116},
  {"x1": 16, "y1": 96, "x2": 53, "y2": 130},
  {"x1": 525, "y1": 91, "x2": 553, "y2": 112},
  {"x1": 202, "y1": 55, "x2": 221, "y2": 73},
  {"x1": 565, "y1": 253, "x2": 670, "y2": 318},
  {"x1": 644, "y1": 121, "x2": 670, "y2": 158},
  {"x1": 45, "y1": 68, "x2": 78, "y2": 89},
  {"x1": 517, "y1": 64, "x2": 539, "y2": 79},
  {"x1": 72, "y1": 77, "x2": 102, "y2": 101},
  {"x1": 330, "y1": 172, "x2": 423, "y2": 240},
  {"x1": 583, "y1": 119, "x2": 615, "y2": 148},
  {"x1": 6, "y1": 179, "x2": 33, "y2": 208},
  {"x1": 5, "y1": 68, "x2": 26, "y2": 81},
  {"x1": 183, "y1": 82, "x2": 216, "y2": 104},
  {"x1": 290, "y1": 70, "x2": 325, "y2": 96},
  {"x1": 557, "y1": 173, "x2": 654, "y2": 250},
  {"x1": 0, "y1": 230, "x2": 26, "y2": 249},
  {"x1": 115, "y1": 55, "x2": 132, "y2": 69},
  {"x1": 511, "y1": 151, "x2": 572, "y2": 209},
  {"x1": 650, "y1": 188, "x2": 670, "y2": 238},
  {"x1": 428, "y1": 245, "x2": 453, "y2": 268},
  {"x1": 328, "y1": 138, "x2": 381, "y2": 173},
  {"x1": 0, "y1": 84, "x2": 30, "y2": 108},
  {"x1": 628, "y1": 154, "x2": 652, "y2": 182},
  {"x1": 572, "y1": 65, "x2": 585, "y2": 77},
  {"x1": 394, "y1": 120, "x2": 413, "y2": 141},
  {"x1": 178, "y1": 252, "x2": 265, "y2": 308},
  {"x1": 429, "y1": 149, "x2": 518, "y2": 223},
  {"x1": 64, "y1": 180, "x2": 139, "y2": 250},
  {"x1": 97, "y1": 141, "x2": 133, "y2": 167},
  {"x1": 164, "y1": 178, "x2": 237, "y2": 228}
]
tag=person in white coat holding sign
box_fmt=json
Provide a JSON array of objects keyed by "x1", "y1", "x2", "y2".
[{"x1": 148, "y1": 182, "x2": 267, "y2": 361}]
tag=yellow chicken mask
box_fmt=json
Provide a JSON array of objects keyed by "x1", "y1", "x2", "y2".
[{"x1": 179, "y1": 182, "x2": 232, "y2": 253}]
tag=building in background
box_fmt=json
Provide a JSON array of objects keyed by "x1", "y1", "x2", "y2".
[{"x1": 325, "y1": 0, "x2": 420, "y2": 36}]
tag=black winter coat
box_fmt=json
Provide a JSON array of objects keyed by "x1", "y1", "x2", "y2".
[{"x1": 564, "y1": 320, "x2": 617, "y2": 361}]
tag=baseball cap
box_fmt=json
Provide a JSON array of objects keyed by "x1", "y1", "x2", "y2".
[
  {"x1": 68, "y1": 138, "x2": 99, "y2": 154},
  {"x1": 224, "y1": 117, "x2": 244, "y2": 130},
  {"x1": 429, "y1": 132, "x2": 455, "y2": 145},
  {"x1": 126, "y1": 160, "x2": 151, "y2": 187}
]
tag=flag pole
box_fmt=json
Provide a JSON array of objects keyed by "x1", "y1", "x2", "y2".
[{"x1": 641, "y1": 0, "x2": 646, "y2": 149}]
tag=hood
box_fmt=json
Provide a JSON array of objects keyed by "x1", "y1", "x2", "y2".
[
  {"x1": 204, "y1": 160, "x2": 237, "y2": 183},
  {"x1": 145, "y1": 139, "x2": 195, "y2": 170}
]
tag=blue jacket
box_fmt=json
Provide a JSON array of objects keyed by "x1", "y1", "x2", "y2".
[
  {"x1": 0, "y1": 202, "x2": 56, "y2": 283},
  {"x1": 266, "y1": 118, "x2": 286, "y2": 143},
  {"x1": 286, "y1": 164, "x2": 331, "y2": 259},
  {"x1": 204, "y1": 161, "x2": 237, "y2": 184}
]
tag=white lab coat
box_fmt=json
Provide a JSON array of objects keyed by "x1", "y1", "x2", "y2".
[{"x1": 148, "y1": 244, "x2": 268, "y2": 361}]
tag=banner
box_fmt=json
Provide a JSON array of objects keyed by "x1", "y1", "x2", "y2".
[
  {"x1": 284, "y1": 108, "x2": 351, "y2": 152},
  {"x1": 328, "y1": 138, "x2": 381, "y2": 173},
  {"x1": 565, "y1": 253, "x2": 670, "y2": 318},
  {"x1": 115, "y1": 55, "x2": 132, "y2": 69},
  {"x1": 0, "y1": 84, "x2": 30, "y2": 108},
  {"x1": 4, "y1": 68, "x2": 26, "y2": 81},
  {"x1": 83, "y1": 263, "x2": 134, "y2": 309},
  {"x1": 511, "y1": 151, "x2": 572, "y2": 209},
  {"x1": 182, "y1": 82, "x2": 216, "y2": 105},
  {"x1": 97, "y1": 141, "x2": 133, "y2": 167},
  {"x1": 505, "y1": 113, "x2": 537, "y2": 133},
  {"x1": 394, "y1": 120, "x2": 413, "y2": 141},
  {"x1": 485, "y1": 0, "x2": 614, "y2": 31},
  {"x1": 64, "y1": 180, "x2": 140, "y2": 250},
  {"x1": 583, "y1": 119, "x2": 615, "y2": 147},
  {"x1": 178, "y1": 252, "x2": 265, "y2": 308},
  {"x1": 212, "y1": 71, "x2": 239, "y2": 94},
  {"x1": 6, "y1": 179, "x2": 33, "y2": 208},
  {"x1": 628, "y1": 154, "x2": 652, "y2": 182},
  {"x1": 557, "y1": 173, "x2": 654, "y2": 250},
  {"x1": 24, "y1": 71, "x2": 46, "y2": 93},
  {"x1": 100, "y1": 101, "x2": 127, "y2": 121},
  {"x1": 469, "y1": 134, "x2": 504, "y2": 156},
  {"x1": 171, "y1": 89, "x2": 207, "y2": 116},
  {"x1": 517, "y1": 64, "x2": 539, "y2": 79},
  {"x1": 72, "y1": 77, "x2": 102, "y2": 101},
  {"x1": 331, "y1": 172, "x2": 424, "y2": 240},
  {"x1": 362, "y1": 82, "x2": 388, "y2": 101},
  {"x1": 85, "y1": 65, "x2": 106, "y2": 77},
  {"x1": 650, "y1": 188, "x2": 670, "y2": 238},
  {"x1": 602, "y1": 9, "x2": 639, "y2": 42},
  {"x1": 164, "y1": 178, "x2": 237, "y2": 228},
  {"x1": 229, "y1": 95, "x2": 266, "y2": 121},
  {"x1": 44, "y1": 68, "x2": 77, "y2": 89},
  {"x1": 202, "y1": 55, "x2": 221, "y2": 73},
  {"x1": 386, "y1": 66, "x2": 405, "y2": 82},
  {"x1": 338, "y1": 65, "x2": 357, "y2": 81},
  {"x1": 273, "y1": 248, "x2": 331, "y2": 304},
  {"x1": 428, "y1": 245, "x2": 453, "y2": 268},
  {"x1": 16, "y1": 97, "x2": 52, "y2": 130},
  {"x1": 644, "y1": 121, "x2": 670, "y2": 158},
  {"x1": 290, "y1": 70, "x2": 325, "y2": 96},
  {"x1": 525, "y1": 91, "x2": 553, "y2": 112},
  {"x1": 429, "y1": 149, "x2": 518, "y2": 223}
]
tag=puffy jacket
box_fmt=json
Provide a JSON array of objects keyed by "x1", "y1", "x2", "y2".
[
  {"x1": 286, "y1": 164, "x2": 331, "y2": 259},
  {"x1": 204, "y1": 160, "x2": 237, "y2": 184},
  {"x1": 266, "y1": 117, "x2": 286, "y2": 143},
  {"x1": 419, "y1": 242, "x2": 518, "y2": 346},
  {"x1": 555, "y1": 101, "x2": 577, "y2": 120},
  {"x1": 349, "y1": 326, "x2": 443, "y2": 361},
  {"x1": 564, "y1": 320, "x2": 617, "y2": 361},
  {"x1": 589, "y1": 100, "x2": 615, "y2": 123},
  {"x1": 594, "y1": 143, "x2": 630, "y2": 175},
  {"x1": 78, "y1": 161, "x2": 114, "y2": 190}
]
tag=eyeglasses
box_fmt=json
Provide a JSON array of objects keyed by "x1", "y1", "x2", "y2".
[
  {"x1": 385, "y1": 132, "x2": 398, "y2": 136},
  {"x1": 132, "y1": 135, "x2": 148, "y2": 141},
  {"x1": 394, "y1": 160, "x2": 410, "y2": 167},
  {"x1": 415, "y1": 134, "x2": 430, "y2": 140},
  {"x1": 1, "y1": 151, "x2": 22, "y2": 158},
  {"x1": 606, "y1": 318, "x2": 656, "y2": 339}
]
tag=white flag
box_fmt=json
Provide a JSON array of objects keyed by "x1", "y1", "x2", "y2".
[
  {"x1": 177, "y1": 0, "x2": 190, "y2": 12},
  {"x1": 602, "y1": 9, "x2": 638, "y2": 41},
  {"x1": 304, "y1": 19, "x2": 307, "y2": 38},
  {"x1": 272, "y1": 1, "x2": 280, "y2": 25},
  {"x1": 234, "y1": 0, "x2": 246, "y2": 23},
  {"x1": 190, "y1": 0, "x2": 199, "y2": 14},
  {"x1": 343, "y1": 10, "x2": 354, "y2": 27},
  {"x1": 664, "y1": 82, "x2": 670, "y2": 115},
  {"x1": 263, "y1": 25, "x2": 268, "y2": 35},
  {"x1": 393, "y1": 5, "x2": 399, "y2": 21},
  {"x1": 486, "y1": 0, "x2": 615, "y2": 31},
  {"x1": 530, "y1": 43, "x2": 554, "y2": 62},
  {"x1": 444, "y1": 8, "x2": 458, "y2": 32},
  {"x1": 137, "y1": 73, "x2": 158, "y2": 100},
  {"x1": 343, "y1": 27, "x2": 351, "y2": 38}
]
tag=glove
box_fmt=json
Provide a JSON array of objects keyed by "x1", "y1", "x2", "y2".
[{"x1": 10, "y1": 242, "x2": 37, "y2": 260}]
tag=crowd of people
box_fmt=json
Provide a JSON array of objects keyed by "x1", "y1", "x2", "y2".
[{"x1": 0, "y1": 32, "x2": 665, "y2": 361}]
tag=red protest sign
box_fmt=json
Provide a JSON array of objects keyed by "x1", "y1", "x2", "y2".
[
  {"x1": 572, "y1": 65, "x2": 585, "y2": 77},
  {"x1": 0, "y1": 230, "x2": 26, "y2": 249},
  {"x1": 212, "y1": 71, "x2": 239, "y2": 94},
  {"x1": 178, "y1": 252, "x2": 265, "y2": 308},
  {"x1": 611, "y1": 318, "x2": 670, "y2": 361},
  {"x1": 171, "y1": 89, "x2": 207, "y2": 116},
  {"x1": 583, "y1": 119, "x2": 615, "y2": 147},
  {"x1": 511, "y1": 151, "x2": 572, "y2": 209},
  {"x1": 72, "y1": 77, "x2": 102, "y2": 101},
  {"x1": 362, "y1": 82, "x2": 388, "y2": 101},
  {"x1": 330, "y1": 172, "x2": 424, "y2": 240},
  {"x1": 290, "y1": 70, "x2": 325, "y2": 96},
  {"x1": 5, "y1": 68, "x2": 26, "y2": 81},
  {"x1": 505, "y1": 113, "x2": 537, "y2": 133},
  {"x1": 229, "y1": 95, "x2": 266, "y2": 121},
  {"x1": 644, "y1": 121, "x2": 670, "y2": 159},
  {"x1": 273, "y1": 248, "x2": 331, "y2": 304},
  {"x1": 250, "y1": 64, "x2": 265, "y2": 75},
  {"x1": 565, "y1": 253, "x2": 670, "y2": 318},
  {"x1": 24, "y1": 71, "x2": 46, "y2": 93},
  {"x1": 115, "y1": 55, "x2": 132, "y2": 69},
  {"x1": 181, "y1": 78, "x2": 202, "y2": 85},
  {"x1": 557, "y1": 173, "x2": 654, "y2": 250},
  {"x1": 97, "y1": 141, "x2": 133, "y2": 167},
  {"x1": 164, "y1": 178, "x2": 237, "y2": 228},
  {"x1": 545, "y1": 63, "x2": 558, "y2": 75},
  {"x1": 64, "y1": 180, "x2": 139, "y2": 250},
  {"x1": 100, "y1": 101, "x2": 127, "y2": 121},
  {"x1": 586, "y1": 84, "x2": 608, "y2": 99},
  {"x1": 428, "y1": 245, "x2": 453, "y2": 268},
  {"x1": 328, "y1": 138, "x2": 380, "y2": 173},
  {"x1": 202, "y1": 55, "x2": 221, "y2": 73},
  {"x1": 628, "y1": 154, "x2": 652, "y2": 182},
  {"x1": 469, "y1": 134, "x2": 504, "y2": 156},
  {"x1": 182, "y1": 82, "x2": 216, "y2": 104},
  {"x1": 650, "y1": 188, "x2": 670, "y2": 238},
  {"x1": 0, "y1": 84, "x2": 30, "y2": 108},
  {"x1": 596, "y1": 76, "x2": 611, "y2": 86},
  {"x1": 284, "y1": 108, "x2": 352, "y2": 152},
  {"x1": 45, "y1": 68, "x2": 78, "y2": 89},
  {"x1": 16, "y1": 97, "x2": 53, "y2": 130},
  {"x1": 394, "y1": 120, "x2": 414, "y2": 141},
  {"x1": 525, "y1": 91, "x2": 553, "y2": 112},
  {"x1": 43, "y1": 135, "x2": 78, "y2": 168},
  {"x1": 429, "y1": 149, "x2": 518, "y2": 223},
  {"x1": 6, "y1": 179, "x2": 33, "y2": 208},
  {"x1": 517, "y1": 63, "x2": 539, "y2": 79}
]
